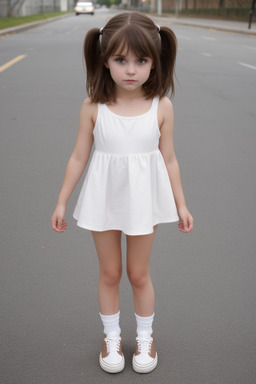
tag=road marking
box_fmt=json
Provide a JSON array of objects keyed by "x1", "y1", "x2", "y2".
[
  {"x1": 201, "y1": 52, "x2": 212, "y2": 57},
  {"x1": 201, "y1": 36, "x2": 216, "y2": 41},
  {"x1": 239, "y1": 62, "x2": 256, "y2": 71},
  {"x1": 0, "y1": 55, "x2": 27, "y2": 73},
  {"x1": 243, "y1": 45, "x2": 256, "y2": 51}
]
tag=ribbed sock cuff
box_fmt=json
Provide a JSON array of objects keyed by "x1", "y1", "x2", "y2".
[
  {"x1": 99, "y1": 311, "x2": 121, "y2": 336},
  {"x1": 135, "y1": 312, "x2": 155, "y2": 336}
]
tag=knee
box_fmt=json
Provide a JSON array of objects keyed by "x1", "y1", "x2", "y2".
[
  {"x1": 100, "y1": 266, "x2": 122, "y2": 287},
  {"x1": 127, "y1": 268, "x2": 149, "y2": 289}
]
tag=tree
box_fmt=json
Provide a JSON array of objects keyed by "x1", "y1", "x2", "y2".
[{"x1": 7, "y1": 0, "x2": 27, "y2": 17}]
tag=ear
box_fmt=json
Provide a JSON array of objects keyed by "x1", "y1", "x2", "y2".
[{"x1": 104, "y1": 62, "x2": 109, "y2": 69}]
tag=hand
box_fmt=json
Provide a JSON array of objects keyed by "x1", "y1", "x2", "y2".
[
  {"x1": 177, "y1": 206, "x2": 193, "y2": 233},
  {"x1": 51, "y1": 203, "x2": 68, "y2": 233}
]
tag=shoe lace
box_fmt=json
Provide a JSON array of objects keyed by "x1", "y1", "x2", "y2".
[
  {"x1": 104, "y1": 334, "x2": 121, "y2": 353},
  {"x1": 136, "y1": 334, "x2": 153, "y2": 354}
]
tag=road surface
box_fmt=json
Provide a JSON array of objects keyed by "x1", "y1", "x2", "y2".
[{"x1": 1, "y1": 9, "x2": 256, "y2": 384}]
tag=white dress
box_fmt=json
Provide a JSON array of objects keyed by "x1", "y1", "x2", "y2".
[{"x1": 73, "y1": 97, "x2": 179, "y2": 235}]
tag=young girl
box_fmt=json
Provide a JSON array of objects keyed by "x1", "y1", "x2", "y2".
[{"x1": 51, "y1": 12, "x2": 193, "y2": 374}]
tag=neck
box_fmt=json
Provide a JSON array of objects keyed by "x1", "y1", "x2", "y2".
[{"x1": 114, "y1": 85, "x2": 145, "y2": 102}]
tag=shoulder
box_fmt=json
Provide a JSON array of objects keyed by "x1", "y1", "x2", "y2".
[
  {"x1": 81, "y1": 97, "x2": 98, "y2": 113},
  {"x1": 158, "y1": 96, "x2": 173, "y2": 114},
  {"x1": 80, "y1": 97, "x2": 98, "y2": 125},
  {"x1": 157, "y1": 96, "x2": 174, "y2": 128}
]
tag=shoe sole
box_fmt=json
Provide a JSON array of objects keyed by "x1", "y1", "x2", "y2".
[
  {"x1": 99, "y1": 353, "x2": 125, "y2": 373},
  {"x1": 132, "y1": 352, "x2": 158, "y2": 374}
]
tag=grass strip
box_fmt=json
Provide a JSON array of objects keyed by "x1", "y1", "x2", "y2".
[{"x1": 0, "y1": 12, "x2": 72, "y2": 30}]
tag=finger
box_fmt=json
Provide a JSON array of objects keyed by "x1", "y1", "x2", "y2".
[
  {"x1": 182, "y1": 218, "x2": 189, "y2": 232},
  {"x1": 178, "y1": 221, "x2": 186, "y2": 233},
  {"x1": 57, "y1": 217, "x2": 64, "y2": 231},
  {"x1": 51, "y1": 216, "x2": 58, "y2": 231},
  {"x1": 52, "y1": 217, "x2": 63, "y2": 232},
  {"x1": 61, "y1": 221, "x2": 68, "y2": 231},
  {"x1": 185, "y1": 216, "x2": 193, "y2": 232},
  {"x1": 52, "y1": 222, "x2": 62, "y2": 232},
  {"x1": 188, "y1": 218, "x2": 194, "y2": 231},
  {"x1": 53, "y1": 225, "x2": 66, "y2": 233},
  {"x1": 57, "y1": 220, "x2": 68, "y2": 232},
  {"x1": 178, "y1": 219, "x2": 192, "y2": 233},
  {"x1": 178, "y1": 221, "x2": 183, "y2": 229}
]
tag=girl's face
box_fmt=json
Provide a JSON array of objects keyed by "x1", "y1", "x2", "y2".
[{"x1": 105, "y1": 48, "x2": 153, "y2": 95}]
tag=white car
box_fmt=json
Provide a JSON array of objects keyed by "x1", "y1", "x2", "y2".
[{"x1": 75, "y1": 2, "x2": 95, "y2": 15}]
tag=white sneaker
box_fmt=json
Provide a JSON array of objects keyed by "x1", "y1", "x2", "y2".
[
  {"x1": 132, "y1": 331, "x2": 158, "y2": 373},
  {"x1": 99, "y1": 331, "x2": 125, "y2": 373}
]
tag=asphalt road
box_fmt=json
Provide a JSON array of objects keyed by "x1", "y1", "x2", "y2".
[{"x1": 1, "y1": 9, "x2": 256, "y2": 384}]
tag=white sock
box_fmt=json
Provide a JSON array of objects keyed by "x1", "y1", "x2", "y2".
[
  {"x1": 135, "y1": 313, "x2": 155, "y2": 337},
  {"x1": 99, "y1": 311, "x2": 121, "y2": 336}
]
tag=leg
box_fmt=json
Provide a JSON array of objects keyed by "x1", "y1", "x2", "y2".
[
  {"x1": 92, "y1": 230, "x2": 125, "y2": 373},
  {"x1": 126, "y1": 226, "x2": 158, "y2": 373},
  {"x1": 91, "y1": 230, "x2": 122, "y2": 315},
  {"x1": 126, "y1": 226, "x2": 157, "y2": 317}
]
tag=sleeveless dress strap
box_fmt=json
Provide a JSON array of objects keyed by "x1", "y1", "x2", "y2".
[
  {"x1": 151, "y1": 96, "x2": 159, "y2": 113},
  {"x1": 154, "y1": 96, "x2": 160, "y2": 105}
]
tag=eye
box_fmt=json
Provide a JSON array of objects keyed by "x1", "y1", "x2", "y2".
[
  {"x1": 115, "y1": 57, "x2": 125, "y2": 64},
  {"x1": 138, "y1": 58, "x2": 147, "y2": 64}
]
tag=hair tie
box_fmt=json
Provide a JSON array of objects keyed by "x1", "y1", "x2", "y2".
[
  {"x1": 156, "y1": 25, "x2": 160, "y2": 32},
  {"x1": 100, "y1": 27, "x2": 104, "y2": 35}
]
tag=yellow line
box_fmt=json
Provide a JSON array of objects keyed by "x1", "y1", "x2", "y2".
[{"x1": 0, "y1": 54, "x2": 27, "y2": 73}]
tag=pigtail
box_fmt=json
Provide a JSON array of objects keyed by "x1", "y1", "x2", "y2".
[
  {"x1": 83, "y1": 28, "x2": 102, "y2": 101},
  {"x1": 159, "y1": 26, "x2": 177, "y2": 98}
]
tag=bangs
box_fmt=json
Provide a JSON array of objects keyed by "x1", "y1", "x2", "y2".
[{"x1": 103, "y1": 24, "x2": 159, "y2": 61}]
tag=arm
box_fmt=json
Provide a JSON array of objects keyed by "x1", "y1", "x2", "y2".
[
  {"x1": 158, "y1": 97, "x2": 193, "y2": 233},
  {"x1": 51, "y1": 99, "x2": 96, "y2": 232}
]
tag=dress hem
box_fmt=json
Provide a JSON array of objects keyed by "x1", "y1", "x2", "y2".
[{"x1": 73, "y1": 214, "x2": 179, "y2": 236}]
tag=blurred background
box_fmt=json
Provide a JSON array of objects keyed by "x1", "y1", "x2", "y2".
[{"x1": 0, "y1": 0, "x2": 255, "y2": 21}]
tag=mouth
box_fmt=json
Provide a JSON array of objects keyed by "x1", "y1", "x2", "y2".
[{"x1": 124, "y1": 80, "x2": 137, "y2": 83}]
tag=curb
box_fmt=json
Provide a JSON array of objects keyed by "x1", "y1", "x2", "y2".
[
  {"x1": 153, "y1": 15, "x2": 256, "y2": 36},
  {"x1": 167, "y1": 19, "x2": 256, "y2": 36},
  {"x1": 0, "y1": 13, "x2": 73, "y2": 37}
]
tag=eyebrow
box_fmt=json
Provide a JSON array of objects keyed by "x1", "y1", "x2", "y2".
[
  {"x1": 112, "y1": 54, "x2": 126, "y2": 57},
  {"x1": 112, "y1": 54, "x2": 149, "y2": 58}
]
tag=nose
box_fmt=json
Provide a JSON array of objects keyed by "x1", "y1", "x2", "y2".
[{"x1": 126, "y1": 62, "x2": 135, "y2": 75}]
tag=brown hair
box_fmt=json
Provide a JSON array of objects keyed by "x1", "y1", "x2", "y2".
[{"x1": 84, "y1": 12, "x2": 177, "y2": 103}]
